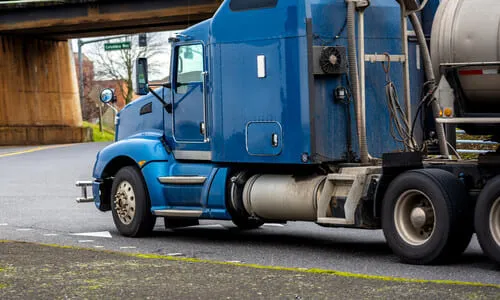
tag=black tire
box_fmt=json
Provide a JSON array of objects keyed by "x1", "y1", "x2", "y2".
[
  {"x1": 111, "y1": 166, "x2": 156, "y2": 237},
  {"x1": 164, "y1": 217, "x2": 199, "y2": 229},
  {"x1": 382, "y1": 169, "x2": 473, "y2": 265},
  {"x1": 474, "y1": 176, "x2": 500, "y2": 264},
  {"x1": 232, "y1": 217, "x2": 264, "y2": 230}
]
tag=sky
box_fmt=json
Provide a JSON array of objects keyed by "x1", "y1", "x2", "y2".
[{"x1": 70, "y1": 31, "x2": 177, "y2": 82}]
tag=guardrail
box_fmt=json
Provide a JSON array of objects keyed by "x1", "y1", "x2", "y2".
[{"x1": 456, "y1": 130, "x2": 498, "y2": 154}]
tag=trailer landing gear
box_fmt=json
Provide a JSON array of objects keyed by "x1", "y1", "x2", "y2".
[
  {"x1": 475, "y1": 176, "x2": 500, "y2": 265},
  {"x1": 382, "y1": 169, "x2": 473, "y2": 265}
]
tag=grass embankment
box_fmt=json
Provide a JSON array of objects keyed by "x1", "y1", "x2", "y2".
[
  {"x1": 456, "y1": 131, "x2": 495, "y2": 160},
  {"x1": 83, "y1": 121, "x2": 115, "y2": 142}
]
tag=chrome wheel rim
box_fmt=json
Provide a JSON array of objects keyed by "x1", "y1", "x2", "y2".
[
  {"x1": 490, "y1": 197, "x2": 500, "y2": 246},
  {"x1": 114, "y1": 181, "x2": 136, "y2": 225},
  {"x1": 394, "y1": 190, "x2": 436, "y2": 246}
]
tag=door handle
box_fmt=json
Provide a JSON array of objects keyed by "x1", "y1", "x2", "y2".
[
  {"x1": 200, "y1": 122, "x2": 206, "y2": 136},
  {"x1": 271, "y1": 133, "x2": 279, "y2": 147}
]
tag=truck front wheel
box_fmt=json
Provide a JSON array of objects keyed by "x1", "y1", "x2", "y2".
[
  {"x1": 111, "y1": 166, "x2": 156, "y2": 237},
  {"x1": 382, "y1": 169, "x2": 473, "y2": 265},
  {"x1": 475, "y1": 176, "x2": 500, "y2": 264}
]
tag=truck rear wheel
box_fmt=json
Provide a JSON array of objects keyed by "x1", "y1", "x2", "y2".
[
  {"x1": 382, "y1": 169, "x2": 473, "y2": 265},
  {"x1": 474, "y1": 176, "x2": 500, "y2": 264},
  {"x1": 111, "y1": 166, "x2": 156, "y2": 237}
]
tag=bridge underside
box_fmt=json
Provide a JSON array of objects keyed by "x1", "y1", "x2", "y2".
[
  {"x1": 0, "y1": 0, "x2": 220, "y2": 145},
  {"x1": 0, "y1": 0, "x2": 221, "y2": 39}
]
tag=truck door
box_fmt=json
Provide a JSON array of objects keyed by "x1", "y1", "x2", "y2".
[{"x1": 172, "y1": 43, "x2": 208, "y2": 143}]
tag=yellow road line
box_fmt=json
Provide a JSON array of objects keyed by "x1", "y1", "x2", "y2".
[
  {"x1": 1, "y1": 240, "x2": 498, "y2": 289},
  {"x1": 0, "y1": 144, "x2": 73, "y2": 158}
]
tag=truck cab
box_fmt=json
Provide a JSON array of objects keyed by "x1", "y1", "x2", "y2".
[{"x1": 88, "y1": 0, "x2": 500, "y2": 266}]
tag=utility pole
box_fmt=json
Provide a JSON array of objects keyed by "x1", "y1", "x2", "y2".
[{"x1": 78, "y1": 39, "x2": 84, "y2": 122}]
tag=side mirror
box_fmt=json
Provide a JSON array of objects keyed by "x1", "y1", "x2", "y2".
[
  {"x1": 135, "y1": 57, "x2": 149, "y2": 95},
  {"x1": 100, "y1": 88, "x2": 116, "y2": 104}
]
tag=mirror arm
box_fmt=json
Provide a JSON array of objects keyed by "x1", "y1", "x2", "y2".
[
  {"x1": 148, "y1": 87, "x2": 173, "y2": 113},
  {"x1": 105, "y1": 103, "x2": 118, "y2": 114}
]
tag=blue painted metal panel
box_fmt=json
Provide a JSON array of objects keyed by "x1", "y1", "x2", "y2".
[
  {"x1": 116, "y1": 91, "x2": 166, "y2": 141},
  {"x1": 141, "y1": 160, "x2": 231, "y2": 219},
  {"x1": 309, "y1": 0, "x2": 424, "y2": 159},
  {"x1": 206, "y1": 168, "x2": 229, "y2": 210},
  {"x1": 212, "y1": 37, "x2": 312, "y2": 164},
  {"x1": 92, "y1": 133, "x2": 169, "y2": 180},
  {"x1": 142, "y1": 161, "x2": 213, "y2": 209},
  {"x1": 209, "y1": 0, "x2": 311, "y2": 165},
  {"x1": 173, "y1": 82, "x2": 205, "y2": 142}
]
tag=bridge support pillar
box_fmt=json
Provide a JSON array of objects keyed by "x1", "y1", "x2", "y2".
[{"x1": 0, "y1": 36, "x2": 90, "y2": 145}]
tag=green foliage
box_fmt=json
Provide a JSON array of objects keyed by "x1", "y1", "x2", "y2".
[
  {"x1": 83, "y1": 121, "x2": 115, "y2": 142},
  {"x1": 456, "y1": 131, "x2": 494, "y2": 160}
]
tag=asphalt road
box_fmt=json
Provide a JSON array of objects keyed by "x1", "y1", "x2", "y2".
[{"x1": 0, "y1": 143, "x2": 498, "y2": 286}]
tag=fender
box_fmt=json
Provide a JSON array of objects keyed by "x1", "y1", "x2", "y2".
[
  {"x1": 93, "y1": 131, "x2": 171, "y2": 180},
  {"x1": 92, "y1": 131, "x2": 171, "y2": 211}
]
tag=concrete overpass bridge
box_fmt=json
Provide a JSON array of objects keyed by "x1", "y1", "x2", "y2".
[{"x1": 0, "y1": 0, "x2": 221, "y2": 145}]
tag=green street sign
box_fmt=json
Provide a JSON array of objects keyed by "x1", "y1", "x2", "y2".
[{"x1": 104, "y1": 42, "x2": 131, "y2": 51}]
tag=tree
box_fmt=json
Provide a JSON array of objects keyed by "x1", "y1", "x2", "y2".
[{"x1": 87, "y1": 32, "x2": 170, "y2": 104}]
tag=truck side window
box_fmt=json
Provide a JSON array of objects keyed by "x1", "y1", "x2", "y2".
[
  {"x1": 176, "y1": 44, "x2": 203, "y2": 90},
  {"x1": 229, "y1": 0, "x2": 278, "y2": 11}
]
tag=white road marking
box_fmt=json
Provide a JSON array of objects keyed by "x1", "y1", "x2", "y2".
[
  {"x1": 166, "y1": 253, "x2": 184, "y2": 256},
  {"x1": 94, "y1": 246, "x2": 104, "y2": 248},
  {"x1": 263, "y1": 223, "x2": 285, "y2": 227},
  {"x1": 195, "y1": 224, "x2": 225, "y2": 229},
  {"x1": 43, "y1": 233, "x2": 59, "y2": 237},
  {"x1": 16, "y1": 228, "x2": 33, "y2": 231},
  {"x1": 0, "y1": 223, "x2": 8, "y2": 226},
  {"x1": 71, "y1": 231, "x2": 112, "y2": 238},
  {"x1": 226, "y1": 260, "x2": 242, "y2": 263},
  {"x1": 78, "y1": 240, "x2": 95, "y2": 243},
  {"x1": 120, "y1": 246, "x2": 136, "y2": 249}
]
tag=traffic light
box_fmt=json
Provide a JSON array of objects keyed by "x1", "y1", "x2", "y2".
[{"x1": 138, "y1": 33, "x2": 147, "y2": 47}]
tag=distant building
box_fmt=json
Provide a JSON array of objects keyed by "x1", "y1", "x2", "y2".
[{"x1": 73, "y1": 53, "x2": 97, "y2": 121}]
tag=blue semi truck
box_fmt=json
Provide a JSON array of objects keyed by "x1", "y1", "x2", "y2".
[{"x1": 79, "y1": 0, "x2": 500, "y2": 265}]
